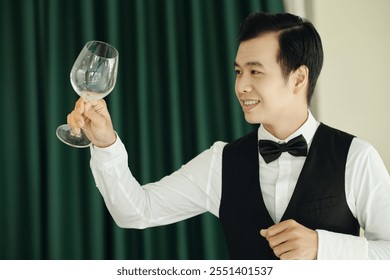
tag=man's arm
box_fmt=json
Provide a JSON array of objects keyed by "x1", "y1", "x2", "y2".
[
  {"x1": 89, "y1": 136, "x2": 225, "y2": 229},
  {"x1": 67, "y1": 98, "x2": 225, "y2": 229},
  {"x1": 317, "y1": 139, "x2": 390, "y2": 259}
]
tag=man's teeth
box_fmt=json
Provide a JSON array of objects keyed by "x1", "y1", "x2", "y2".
[{"x1": 243, "y1": 100, "x2": 260, "y2": 106}]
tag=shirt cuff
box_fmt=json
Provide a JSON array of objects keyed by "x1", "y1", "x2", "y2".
[
  {"x1": 90, "y1": 132, "x2": 126, "y2": 163},
  {"x1": 317, "y1": 229, "x2": 368, "y2": 259}
]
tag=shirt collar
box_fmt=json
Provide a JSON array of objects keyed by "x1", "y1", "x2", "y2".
[{"x1": 257, "y1": 111, "x2": 320, "y2": 148}]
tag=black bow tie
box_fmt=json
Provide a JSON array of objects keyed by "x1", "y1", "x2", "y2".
[{"x1": 258, "y1": 134, "x2": 308, "y2": 164}]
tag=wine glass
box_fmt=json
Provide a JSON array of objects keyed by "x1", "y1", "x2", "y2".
[{"x1": 56, "y1": 41, "x2": 119, "y2": 148}]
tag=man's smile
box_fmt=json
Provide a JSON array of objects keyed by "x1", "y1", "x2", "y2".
[{"x1": 242, "y1": 99, "x2": 260, "y2": 106}]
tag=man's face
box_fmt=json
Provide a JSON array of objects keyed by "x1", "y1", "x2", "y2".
[{"x1": 234, "y1": 32, "x2": 297, "y2": 126}]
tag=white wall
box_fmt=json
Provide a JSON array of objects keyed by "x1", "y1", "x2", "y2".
[{"x1": 290, "y1": 0, "x2": 390, "y2": 170}]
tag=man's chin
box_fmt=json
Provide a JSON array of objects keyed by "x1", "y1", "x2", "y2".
[{"x1": 244, "y1": 115, "x2": 261, "y2": 125}]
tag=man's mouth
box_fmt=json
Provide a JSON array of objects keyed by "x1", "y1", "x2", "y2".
[{"x1": 242, "y1": 100, "x2": 260, "y2": 106}]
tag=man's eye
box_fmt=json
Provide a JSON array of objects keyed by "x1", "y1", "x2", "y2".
[
  {"x1": 251, "y1": 70, "x2": 261, "y2": 75},
  {"x1": 235, "y1": 69, "x2": 242, "y2": 75}
]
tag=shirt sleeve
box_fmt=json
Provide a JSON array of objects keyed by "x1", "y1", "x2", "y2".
[
  {"x1": 89, "y1": 134, "x2": 225, "y2": 229},
  {"x1": 317, "y1": 138, "x2": 390, "y2": 259}
]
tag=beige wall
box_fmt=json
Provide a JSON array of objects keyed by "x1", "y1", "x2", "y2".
[{"x1": 304, "y1": 0, "x2": 390, "y2": 170}]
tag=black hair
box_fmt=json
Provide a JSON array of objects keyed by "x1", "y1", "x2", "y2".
[{"x1": 237, "y1": 12, "x2": 323, "y2": 104}]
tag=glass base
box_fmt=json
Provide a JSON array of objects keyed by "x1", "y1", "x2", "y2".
[{"x1": 56, "y1": 124, "x2": 91, "y2": 148}]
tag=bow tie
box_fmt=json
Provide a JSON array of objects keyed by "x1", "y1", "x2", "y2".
[{"x1": 258, "y1": 134, "x2": 308, "y2": 164}]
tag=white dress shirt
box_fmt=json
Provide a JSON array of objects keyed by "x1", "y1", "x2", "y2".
[{"x1": 90, "y1": 112, "x2": 390, "y2": 259}]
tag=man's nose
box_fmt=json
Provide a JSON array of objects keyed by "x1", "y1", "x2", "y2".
[{"x1": 236, "y1": 77, "x2": 253, "y2": 94}]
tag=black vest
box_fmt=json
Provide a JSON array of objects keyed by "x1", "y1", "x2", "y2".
[{"x1": 219, "y1": 123, "x2": 360, "y2": 259}]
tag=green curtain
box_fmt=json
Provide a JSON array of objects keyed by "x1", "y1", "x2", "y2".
[{"x1": 0, "y1": 0, "x2": 284, "y2": 260}]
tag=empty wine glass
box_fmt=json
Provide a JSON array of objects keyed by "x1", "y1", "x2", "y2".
[{"x1": 56, "y1": 41, "x2": 119, "y2": 148}]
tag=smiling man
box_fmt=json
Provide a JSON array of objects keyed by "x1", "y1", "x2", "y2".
[
  {"x1": 66, "y1": 12, "x2": 390, "y2": 259},
  {"x1": 234, "y1": 32, "x2": 309, "y2": 139}
]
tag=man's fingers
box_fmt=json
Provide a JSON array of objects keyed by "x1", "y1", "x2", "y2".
[
  {"x1": 75, "y1": 98, "x2": 85, "y2": 114},
  {"x1": 67, "y1": 113, "x2": 82, "y2": 135},
  {"x1": 260, "y1": 220, "x2": 297, "y2": 249},
  {"x1": 84, "y1": 101, "x2": 106, "y2": 123},
  {"x1": 264, "y1": 229, "x2": 291, "y2": 250},
  {"x1": 260, "y1": 220, "x2": 318, "y2": 260},
  {"x1": 263, "y1": 219, "x2": 297, "y2": 238},
  {"x1": 272, "y1": 240, "x2": 295, "y2": 258},
  {"x1": 278, "y1": 249, "x2": 298, "y2": 260},
  {"x1": 66, "y1": 98, "x2": 115, "y2": 147},
  {"x1": 67, "y1": 98, "x2": 86, "y2": 134}
]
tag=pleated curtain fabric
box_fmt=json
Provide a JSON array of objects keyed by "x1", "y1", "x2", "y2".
[{"x1": 0, "y1": 0, "x2": 284, "y2": 259}]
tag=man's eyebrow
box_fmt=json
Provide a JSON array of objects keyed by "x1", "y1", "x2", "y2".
[{"x1": 234, "y1": 61, "x2": 265, "y2": 68}]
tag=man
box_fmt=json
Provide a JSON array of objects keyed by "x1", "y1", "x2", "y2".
[{"x1": 67, "y1": 12, "x2": 390, "y2": 259}]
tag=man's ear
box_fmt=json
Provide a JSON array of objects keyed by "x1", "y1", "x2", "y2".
[{"x1": 293, "y1": 65, "x2": 309, "y2": 94}]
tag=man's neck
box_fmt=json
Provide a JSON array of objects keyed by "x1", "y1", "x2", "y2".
[{"x1": 262, "y1": 110, "x2": 309, "y2": 140}]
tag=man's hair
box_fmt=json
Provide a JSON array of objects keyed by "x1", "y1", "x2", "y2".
[{"x1": 237, "y1": 12, "x2": 323, "y2": 104}]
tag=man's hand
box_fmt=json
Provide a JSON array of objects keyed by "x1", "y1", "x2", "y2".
[
  {"x1": 67, "y1": 98, "x2": 116, "y2": 148},
  {"x1": 260, "y1": 219, "x2": 318, "y2": 260}
]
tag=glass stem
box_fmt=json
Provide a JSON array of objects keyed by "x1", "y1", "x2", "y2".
[{"x1": 70, "y1": 130, "x2": 82, "y2": 138}]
